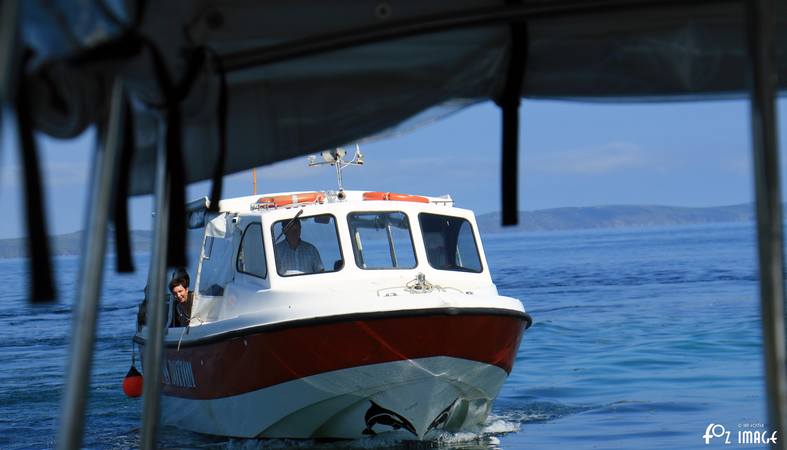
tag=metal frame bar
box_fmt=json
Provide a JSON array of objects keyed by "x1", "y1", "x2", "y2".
[
  {"x1": 746, "y1": 0, "x2": 787, "y2": 447},
  {"x1": 140, "y1": 118, "x2": 172, "y2": 449},
  {"x1": 56, "y1": 80, "x2": 126, "y2": 450}
]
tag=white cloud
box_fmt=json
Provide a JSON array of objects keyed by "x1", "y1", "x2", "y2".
[
  {"x1": 526, "y1": 142, "x2": 659, "y2": 175},
  {"x1": 246, "y1": 155, "x2": 497, "y2": 189},
  {"x1": 255, "y1": 157, "x2": 319, "y2": 180},
  {"x1": 1, "y1": 161, "x2": 89, "y2": 188},
  {"x1": 0, "y1": 165, "x2": 17, "y2": 187},
  {"x1": 718, "y1": 155, "x2": 751, "y2": 175},
  {"x1": 44, "y1": 161, "x2": 90, "y2": 185},
  {"x1": 359, "y1": 156, "x2": 496, "y2": 183}
]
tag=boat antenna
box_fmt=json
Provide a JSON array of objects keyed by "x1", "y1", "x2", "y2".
[{"x1": 308, "y1": 144, "x2": 364, "y2": 196}]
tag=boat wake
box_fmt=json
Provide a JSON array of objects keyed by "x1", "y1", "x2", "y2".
[
  {"x1": 217, "y1": 413, "x2": 525, "y2": 450},
  {"x1": 153, "y1": 402, "x2": 580, "y2": 449}
]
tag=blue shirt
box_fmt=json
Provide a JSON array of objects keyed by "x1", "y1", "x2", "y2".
[{"x1": 274, "y1": 239, "x2": 324, "y2": 275}]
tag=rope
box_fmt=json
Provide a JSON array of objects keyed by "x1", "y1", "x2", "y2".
[
  {"x1": 205, "y1": 49, "x2": 228, "y2": 214},
  {"x1": 14, "y1": 49, "x2": 56, "y2": 302},
  {"x1": 112, "y1": 96, "x2": 135, "y2": 272},
  {"x1": 175, "y1": 302, "x2": 204, "y2": 351},
  {"x1": 376, "y1": 273, "x2": 468, "y2": 296}
]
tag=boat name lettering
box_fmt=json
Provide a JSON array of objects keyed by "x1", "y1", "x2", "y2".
[{"x1": 162, "y1": 359, "x2": 196, "y2": 388}]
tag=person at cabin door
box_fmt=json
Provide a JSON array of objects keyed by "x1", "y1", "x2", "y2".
[
  {"x1": 274, "y1": 218, "x2": 324, "y2": 275},
  {"x1": 169, "y1": 273, "x2": 193, "y2": 328}
]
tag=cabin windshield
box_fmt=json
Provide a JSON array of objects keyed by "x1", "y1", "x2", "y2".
[
  {"x1": 271, "y1": 214, "x2": 344, "y2": 276},
  {"x1": 418, "y1": 213, "x2": 483, "y2": 273},
  {"x1": 348, "y1": 211, "x2": 417, "y2": 269}
]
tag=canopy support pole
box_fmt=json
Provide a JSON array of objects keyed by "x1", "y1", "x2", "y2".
[
  {"x1": 56, "y1": 80, "x2": 126, "y2": 450},
  {"x1": 496, "y1": 16, "x2": 527, "y2": 226},
  {"x1": 140, "y1": 117, "x2": 172, "y2": 449},
  {"x1": 746, "y1": 0, "x2": 787, "y2": 447}
]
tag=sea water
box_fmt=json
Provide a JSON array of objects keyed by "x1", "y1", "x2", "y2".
[{"x1": 0, "y1": 222, "x2": 768, "y2": 449}]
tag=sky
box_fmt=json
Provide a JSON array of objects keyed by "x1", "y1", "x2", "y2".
[{"x1": 0, "y1": 97, "x2": 782, "y2": 239}]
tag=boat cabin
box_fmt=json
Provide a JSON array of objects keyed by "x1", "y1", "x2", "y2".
[{"x1": 181, "y1": 190, "x2": 499, "y2": 327}]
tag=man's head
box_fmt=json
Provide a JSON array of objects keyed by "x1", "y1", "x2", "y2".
[
  {"x1": 171, "y1": 268, "x2": 190, "y2": 287},
  {"x1": 425, "y1": 232, "x2": 448, "y2": 268},
  {"x1": 284, "y1": 218, "x2": 302, "y2": 248},
  {"x1": 169, "y1": 277, "x2": 189, "y2": 303}
]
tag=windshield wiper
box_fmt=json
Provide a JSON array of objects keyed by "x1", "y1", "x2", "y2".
[{"x1": 275, "y1": 209, "x2": 304, "y2": 243}]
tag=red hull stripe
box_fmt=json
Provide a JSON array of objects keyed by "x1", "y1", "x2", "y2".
[{"x1": 140, "y1": 314, "x2": 525, "y2": 400}]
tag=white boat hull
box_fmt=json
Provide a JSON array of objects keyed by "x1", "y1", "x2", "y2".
[{"x1": 162, "y1": 356, "x2": 507, "y2": 439}]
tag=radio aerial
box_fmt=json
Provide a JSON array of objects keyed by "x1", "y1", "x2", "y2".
[{"x1": 308, "y1": 144, "x2": 364, "y2": 194}]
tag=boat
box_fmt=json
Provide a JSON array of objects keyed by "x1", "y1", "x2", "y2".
[{"x1": 133, "y1": 149, "x2": 532, "y2": 440}]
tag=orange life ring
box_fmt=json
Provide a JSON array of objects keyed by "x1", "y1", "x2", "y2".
[
  {"x1": 362, "y1": 192, "x2": 387, "y2": 201},
  {"x1": 362, "y1": 191, "x2": 429, "y2": 203},
  {"x1": 256, "y1": 192, "x2": 325, "y2": 208}
]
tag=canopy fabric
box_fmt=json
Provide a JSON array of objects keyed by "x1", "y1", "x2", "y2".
[{"x1": 14, "y1": 0, "x2": 787, "y2": 195}]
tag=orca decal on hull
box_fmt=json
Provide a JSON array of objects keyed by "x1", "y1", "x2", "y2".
[
  {"x1": 426, "y1": 399, "x2": 457, "y2": 433},
  {"x1": 361, "y1": 398, "x2": 460, "y2": 437},
  {"x1": 362, "y1": 401, "x2": 417, "y2": 437}
]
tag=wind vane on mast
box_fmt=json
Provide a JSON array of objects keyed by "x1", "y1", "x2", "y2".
[{"x1": 308, "y1": 144, "x2": 364, "y2": 195}]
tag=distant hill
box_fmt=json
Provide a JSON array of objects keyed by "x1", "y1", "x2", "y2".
[
  {"x1": 0, "y1": 204, "x2": 757, "y2": 258},
  {"x1": 0, "y1": 230, "x2": 153, "y2": 259},
  {"x1": 476, "y1": 203, "x2": 754, "y2": 233}
]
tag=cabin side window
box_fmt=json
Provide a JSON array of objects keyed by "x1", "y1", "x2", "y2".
[
  {"x1": 271, "y1": 214, "x2": 344, "y2": 276},
  {"x1": 347, "y1": 211, "x2": 417, "y2": 269},
  {"x1": 418, "y1": 213, "x2": 483, "y2": 273},
  {"x1": 236, "y1": 223, "x2": 267, "y2": 279},
  {"x1": 197, "y1": 235, "x2": 234, "y2": 296}
]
